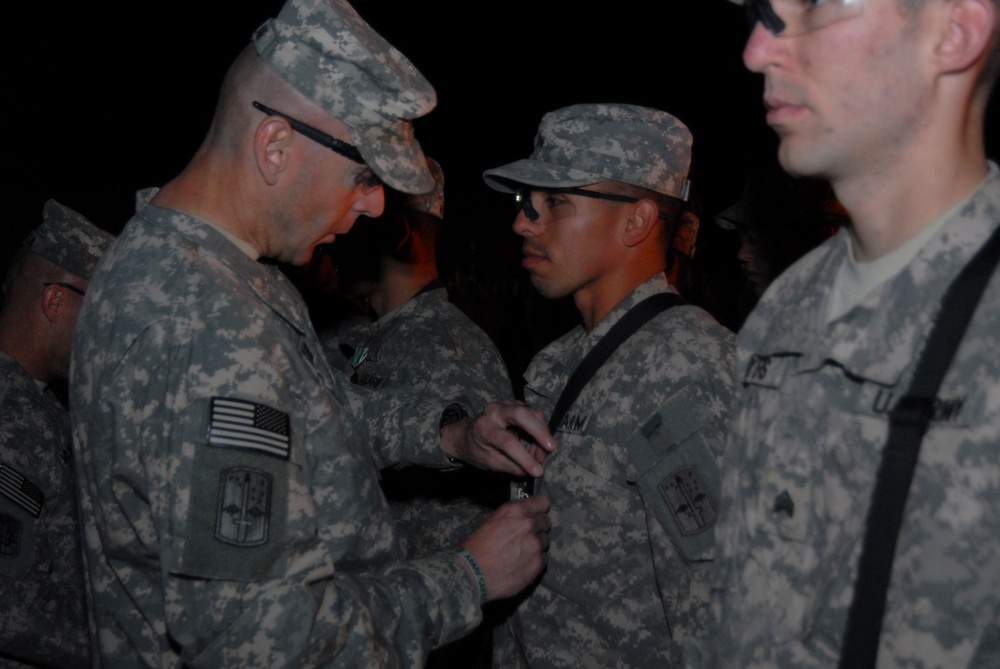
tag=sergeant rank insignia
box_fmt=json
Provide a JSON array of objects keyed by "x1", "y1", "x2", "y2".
[
  {"x1": 659, "y1": 466, "x2": 718, "y2": 536},
  {"x1": 773, "y1": 490, "x2": 795, "y2": 518}
]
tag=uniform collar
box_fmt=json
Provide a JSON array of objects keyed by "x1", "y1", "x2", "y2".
[{"x1": 746, "y1": 164, "x2": 1000, "y2": 387}]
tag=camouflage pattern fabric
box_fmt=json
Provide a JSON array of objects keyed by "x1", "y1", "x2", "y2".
[
  {"x1": 0, "y1": 352, "x2": 89, "y2": 668},
  {"x1": 714, "y1": 164, "x2": 1000, "y2": 668},
  {"x1": 495, "y1": 275, "x2": 735, "y2": 669},
  {"x1": 70, "y1": 190, "x2": 482, "y2": 668},
  {"x1": 252, "y1": 0, "x2": 436, "y2": 194},
  {"x1": 23, "y1": 199, "x2": 115, "y2": 280},
  {"x1": 482, "y1": 103, "x2": 692, "y2": 201},
  {"x1": 321, "y1": 285, "x2": 513, "y2": 557}
]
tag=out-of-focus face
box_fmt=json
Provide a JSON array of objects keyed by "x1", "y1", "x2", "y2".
[
  {"x1": 511, "y1": 185, "x2": 627, "y2": 303},
  {"x1": 49, "y1": 279, "x2": 89, "y2": 378},
  {"x1": 736, "y1": 231, "x2": 774, "y2": 297},
  {"x1": 742, "y1": 0, "x2": 928, "y2": 183}
]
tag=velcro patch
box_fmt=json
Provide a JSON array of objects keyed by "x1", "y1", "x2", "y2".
[
  {"x1": 627, "y1": 396, "x2": 720, "y2": 561},
  {"x1": 207, "y1": 397, "x2": 291, "y2": 460},
  {"x1": 0, "y1": 465, "x2": 44, "y2": 518},
  {"x1": 659, "y1": 466, "x2": 718, "y2": 536},
  {"x1": 181, "y1": 443, "x2": 288, "y2": 581},
  {"x1": 216, "y1": 467, "x2": 272, "y2": 546},
  {"x1": 557, "y1": 411, "x2": 591, "y2": 435},
  {"x1": 742, "y1": 352, "x2": 800, "y2": 389},
  {"x1": 0, "y1": 512, "x2": 23, "y2": 557}
]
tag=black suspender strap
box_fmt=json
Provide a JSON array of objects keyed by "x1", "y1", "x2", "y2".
[
  {"x1": 515, "y1": 291, "x2": 686, "y2": 498},
  {"x1": 548, "y1": 292, "x2": 686, "y2": 435},
  {"x1": 838, "y1": 222, "x2": 1000, "y2": 669}
]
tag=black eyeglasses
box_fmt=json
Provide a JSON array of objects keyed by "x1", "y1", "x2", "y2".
[
  {"x1": 744, "y1": 0, "x2": 786, "y2": 35},
  {"x1": 514, "y1": 187, "x2": 668, "y2": 222},
  {"x1": 252, "y1": 101, "x2": 370, "y2": 166},
  {"x1": 43, "y1": 282, "x2": 86, "y2": 296}
]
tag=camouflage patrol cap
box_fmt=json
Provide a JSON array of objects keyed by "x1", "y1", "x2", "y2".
[
  {"x1": 483, "y1": 103, "x2": 692, "y2": 201},
  {"x1": 402, "y1": 157, "x2": 444, "y2": 219},
  {"x1": 23, "y1": 200, "x2": 115, "y2": 279},
  {"x1": 252, "y1": 0, "x2": 437, "y2": 193}
]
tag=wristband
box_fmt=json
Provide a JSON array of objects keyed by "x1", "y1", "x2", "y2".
[{"x1": 457, "y1": 548, "x2": 488, "y2": 604}]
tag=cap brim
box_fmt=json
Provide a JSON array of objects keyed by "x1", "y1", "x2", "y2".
[
  {"x1": 714, "y1": 200, "x2": 749, "y2": 230},
  {"x1": 353, "y1": 131, "x2": 434, "y2": 195},
  {"x1": 482, "y1": 159, "x2": 602, "y2": 193}
]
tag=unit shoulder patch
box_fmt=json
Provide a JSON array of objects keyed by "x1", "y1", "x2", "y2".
[{"x1": 216, "y1": 467, "x2": 272, "y2": 547}]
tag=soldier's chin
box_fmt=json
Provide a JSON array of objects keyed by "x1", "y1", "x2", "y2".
[
  {"x1": 776, "y1": 139, "x2": 827, "y2": 180},
  {"x1": 290, "y1": 248, "x2": 316, "y2": 268},
  {"x1": 529, "y1": 277, "x2": 568, "y2": 300}
]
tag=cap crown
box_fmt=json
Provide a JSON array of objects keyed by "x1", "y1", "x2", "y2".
[
  {"x1": 253, "y1": 0, "x2": 437, "y2": 192},
  {"x1": 24, "y1": 200, "x2": 115, "y2": 279},
  {"x1": 484, "y1": 103, "x2": 692, "y2": 200},
  {"x1": 403, "y1": 158, "x2": 444, "y2": 219}
]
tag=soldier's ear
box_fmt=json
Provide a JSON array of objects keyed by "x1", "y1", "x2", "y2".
[
  {"x1": 622, "y1": 200, "x2": 659, "y2": 248},
  {"x1": 933, "y1": 0, "x2": 995, "y2": 75},
  {"x1": 40, "y1": 284, "x2": 64, "y2": 323},
  {"x1": 254, "y1": 116, "x2": 294, "y2": 186}
]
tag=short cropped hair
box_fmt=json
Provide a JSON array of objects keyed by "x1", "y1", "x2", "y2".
[
  {"x1": 897, "y1": 0, "x2": 1000, "y2": 93},
  {"x1": 603, "y1": 181, "x2": 686, "y2": 258}
]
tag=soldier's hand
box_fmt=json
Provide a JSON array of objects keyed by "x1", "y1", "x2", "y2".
[
  {"x1": 460, "y1": 495, "x2": 551, "y2": 601},
  {"x1": 441, "y1": 400, "x2": 556, "y2": 477}
]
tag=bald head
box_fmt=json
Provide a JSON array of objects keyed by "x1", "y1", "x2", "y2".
[
  {"x1": 207, "y1": 46, "x2": 331, "y2": 156},
  {"x1": 152, "y1": 43, "x2": 388, "y2": 266}
]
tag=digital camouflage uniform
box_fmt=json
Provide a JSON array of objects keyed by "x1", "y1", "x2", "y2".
[
  {"x1": 322, "y1": 285, "x2": 513, "y2": 557},
  {"x1": 70, "y1": 0, "x2": 496, "y2": 664},
  {"x1": 0, "y1": 352, "x2": 88, "y2": 668},
  {"x1": 71, "y1": 192, "x2": 483, "y2": 667},
  {"x1": 482, "y1": 102, "x2": 732, "y2": 668},
  {"x1": 714, "y1": 164, "x2": 1000, "y2": 668},
  {"x1": 496, "y1": 275, "x2": 735, "y2": 669},
  {"x1": 0, "y1": 198, "x2": 113, "y2": 668}
]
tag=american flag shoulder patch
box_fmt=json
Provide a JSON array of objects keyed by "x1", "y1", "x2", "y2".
[
  {"x1": 0, "y1": 464, "x2": 45, "y2": 518},
  {"x1": 207, "y1": 397, "x2": 291, "y2": 460}
]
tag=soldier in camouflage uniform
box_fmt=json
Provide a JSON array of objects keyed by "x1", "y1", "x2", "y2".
[
  {"x1": 0, "y1": 200, "x2": 114, "y2": 667},
  {"x1": 482, "y1": 103, "x2": 736, "y2": 669},
  {"x1": 70, "y1": 1, "x2": 553, "y2": 666},
  {"x1": 715, "y1": 1, "x2": 1000, "y2": 667},
  {"x1": 321, "y1": 158, "x2": 513, "y2": 559},
  {"x1": 321, "y1": 159, "x2": 513, "y2": 669}
]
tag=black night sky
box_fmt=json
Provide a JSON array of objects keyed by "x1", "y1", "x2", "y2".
[
  {"x1": 6, "y1": 1, "x2": 999, "y2": 354},
  {"x1": 6, "y1": 1, "x2": 769, "y2": 233}
]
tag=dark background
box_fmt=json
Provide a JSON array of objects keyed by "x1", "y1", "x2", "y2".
[
  {"x1": 5, "y1": 1, "x2": 765, "y2": 232},
  {"x1": 5, "y1": 1, "x2": 999, "y2": 373}
]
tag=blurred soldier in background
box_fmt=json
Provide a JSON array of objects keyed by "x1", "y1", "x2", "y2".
[{"x1": 0, "y1": 200, "x2": 114, "y2": 667}]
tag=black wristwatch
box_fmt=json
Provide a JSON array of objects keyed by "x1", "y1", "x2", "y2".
[
  {"x1": 439, "y1": 402, "x2": 470, "y2": 430},
  {"x1": 440, "y1": 402, "x2": 470, "y2": 465}
]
